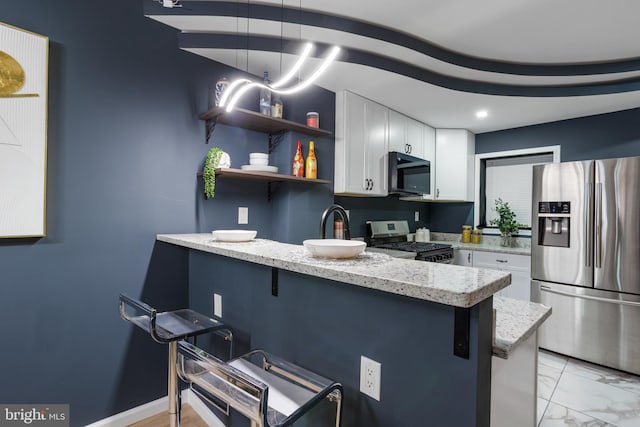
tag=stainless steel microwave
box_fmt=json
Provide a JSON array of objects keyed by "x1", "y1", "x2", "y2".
[{"x1": 388, "y1": 151, "x2": 431, "y2": 196}]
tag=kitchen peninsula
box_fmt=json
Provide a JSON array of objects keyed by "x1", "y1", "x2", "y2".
[{"x1": 157, "y1": 233, "x2": 545, "y2": 427}]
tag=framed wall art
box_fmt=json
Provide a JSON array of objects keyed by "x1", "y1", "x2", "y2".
[{"x1": 0, "y1": 22, "x2": 48, "y2": 238}]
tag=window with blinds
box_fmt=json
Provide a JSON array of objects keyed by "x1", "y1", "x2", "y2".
[{"x1": 475, "y1": 148, "x2": 559, "y2": 233}]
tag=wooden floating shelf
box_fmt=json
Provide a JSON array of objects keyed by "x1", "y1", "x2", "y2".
[
  {"x1": 199, "y1": 107, "x2": 332, "y2": 137},
  {"x1": 199, "y1": 168, "x2": 331, "y2": 185}
]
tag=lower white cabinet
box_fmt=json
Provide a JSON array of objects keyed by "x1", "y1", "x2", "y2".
[
  {"x1": 472, "y1": 251, "x2": 531, "y2": 301},
  {"x1": 454, "y1": 249, "x2": 473, "y2": 266},
  {"x1": 454, "y1": 249, "x2": 531, "y2": 301}
]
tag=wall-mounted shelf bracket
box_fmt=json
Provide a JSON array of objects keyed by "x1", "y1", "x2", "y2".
[
  {"x1": 268, "y1": 131, "x2": 285, "y2": 154},
  {"x1": 205, "y1": 118, "x2": 217, "y2": 144}
]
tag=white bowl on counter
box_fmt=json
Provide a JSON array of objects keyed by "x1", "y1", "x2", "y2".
[
  {"x1": 212, "y1": 230, "x2": 257, "y2": 242},
  {"x1": 303, "y1": 239, "x2": 366, "y2": 259}
]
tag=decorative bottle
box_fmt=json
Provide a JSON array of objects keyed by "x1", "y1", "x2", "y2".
[
  {"x1": 293, "y1": 140, "x2": 304, "y2": 177},
  {"x1": 259, "y1": 71, "x2": 271, "y2": 115},
  {"x1": 305, "y1": 140, "x2": 317, "y2": 179}
]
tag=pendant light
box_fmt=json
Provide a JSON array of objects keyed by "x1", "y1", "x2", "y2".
[{"x1": 219, "y1": 0, "x2": 341, "y2": 112}]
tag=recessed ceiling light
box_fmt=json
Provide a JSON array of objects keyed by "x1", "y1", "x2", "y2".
[{"x1": 476, "y1": 110, "x2": 489, "y2": 119}]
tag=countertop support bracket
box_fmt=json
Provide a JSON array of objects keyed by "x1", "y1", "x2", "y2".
[
  {"x1": 271, "y1": 267, "x2": 279, "y2": 296},
  {"x1": 453, "y1": 307, "x2": 470, "y2": 359}
]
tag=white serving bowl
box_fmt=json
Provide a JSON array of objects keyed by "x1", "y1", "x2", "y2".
[
  {"x1": 212, "y1": 230, "x2": 257, "y2": 242},
  {"x1": 303, "y1": 239, "x2": 366, "y2": 259},
  {"x1": 249, "y1": 158, "x2": 269, "y2": 166},
  {"x1": 249, "y1": 153, "x2": 269, "y2": 166}
]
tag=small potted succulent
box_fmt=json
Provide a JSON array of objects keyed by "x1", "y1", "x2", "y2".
[{"x1": 489, "y1": 198, "x2": 527, "y2": 246}]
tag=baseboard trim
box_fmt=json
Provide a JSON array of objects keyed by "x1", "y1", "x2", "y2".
[{"x1": 85, "y1": 390, "x2": 224, "y2": 427}]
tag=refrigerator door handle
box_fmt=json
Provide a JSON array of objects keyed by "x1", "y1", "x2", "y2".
[
  {"x1": 540, "y1": 285, "x2": 640, "y2": 307},
  {"x1": 594, "y1": 183, "x2": 603, "y2": 269},
  {"x1": 585, "y1": 183, "x2": 593, "y2": 268}
]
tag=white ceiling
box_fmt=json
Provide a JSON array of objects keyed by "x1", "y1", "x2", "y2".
[{"x1": 148, "y1": 0, "x2": 640, "y2": 133}]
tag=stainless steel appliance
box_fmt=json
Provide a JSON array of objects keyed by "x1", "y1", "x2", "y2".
[
  {"x1": 388, "y1": 152, "x2": 431, "y2": 196},
  {"x1": 366, "y1": 220, "x2": 453, "y2": 263},
  {"x1": 531, "y1": 157, "x2": 640, "y2": 374}
]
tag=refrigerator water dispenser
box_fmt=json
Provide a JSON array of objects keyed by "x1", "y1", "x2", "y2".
[{"x1": 538, "y1": 201, "x2": 570, "y2": 247}]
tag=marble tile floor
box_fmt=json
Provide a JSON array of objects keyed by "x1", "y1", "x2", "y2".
[{"x1": 538, "y1": 349, "x2": 640, "y2": 427}]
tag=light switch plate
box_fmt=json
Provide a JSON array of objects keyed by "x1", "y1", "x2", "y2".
[
  {"x1": 214, "y1": 293, "x2": 222, "y2": 318},
  {"x1": 415, "y1": 211, "x2": 420, "y2": 221},
  {"x1": 238, "y1": 207, "x2": 249, "y2": 224}
]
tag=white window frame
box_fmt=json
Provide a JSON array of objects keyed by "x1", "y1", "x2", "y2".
[{"x1": 474, "y1": 145, "x2": 561, "y2": 236}]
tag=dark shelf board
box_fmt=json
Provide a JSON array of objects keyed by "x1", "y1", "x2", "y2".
[
  {"x1": 199, "y1": 107, "x2": 332, "y2": 137},
  {"x1": 198, "y1": 168, "x2": 331, "y2": 185}
]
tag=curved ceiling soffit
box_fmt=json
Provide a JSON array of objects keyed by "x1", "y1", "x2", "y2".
[
  {"x1": 179, "y1": 33, "x2": 640, "y2": 97},
  {"x1": 146, "y1": 0, "x2": 640, "y2": 77}
]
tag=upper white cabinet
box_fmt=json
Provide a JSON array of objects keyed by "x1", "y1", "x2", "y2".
[
  {"x1": 335, "y1": 91, "x2": 388, "y2": 196},
  {"x1": 388, "y1": 110, "x2": 436, "y2": 200},
  {"x1": 389, "y1": 110, "x2": 424, "y2": 159},
  {"x1": 434, "y1": 129, "x2": 475, "y2": 202}
]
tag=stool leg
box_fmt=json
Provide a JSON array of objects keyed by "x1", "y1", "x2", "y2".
[{"x1": 169, "y1": 341, "x2": 179, "y2": 427}]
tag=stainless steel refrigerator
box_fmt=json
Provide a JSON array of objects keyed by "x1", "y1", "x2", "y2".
[{"x1": 531, "y1": 157, "x2": 640, "y2": 375}]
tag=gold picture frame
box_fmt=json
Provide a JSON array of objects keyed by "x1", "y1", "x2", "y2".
[{"x1": 0, "y1": 22, "x2": 48, "y2": 238}]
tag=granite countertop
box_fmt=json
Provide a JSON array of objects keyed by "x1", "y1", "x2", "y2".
[
  {"x1": 428, "y1": 232, "x2": 531, "y2": 256},
  {"x1": 157, "y1": 233, "x2": 511, "y2": 308},
  {"x1": 492, "y1": 296, "x2": 552, "y2": 359}
]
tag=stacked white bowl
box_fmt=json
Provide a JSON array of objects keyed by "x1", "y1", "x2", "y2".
[{"x1": 249, "y1": 152, "x2": 269, "y2": 166}]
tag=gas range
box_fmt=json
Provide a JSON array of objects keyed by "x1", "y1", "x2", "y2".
[{"x1": 366, "y1": 220, "x2": 453, "y2": 263}]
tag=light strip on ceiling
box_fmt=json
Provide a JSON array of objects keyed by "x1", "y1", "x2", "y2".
[{"x1": 221, "y1": 44, "x2": 341, "y2": 112}]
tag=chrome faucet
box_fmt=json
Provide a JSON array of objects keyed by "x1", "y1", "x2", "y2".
[{"x1": 320, "y1": 204, "x2": 351, "y2": 240}]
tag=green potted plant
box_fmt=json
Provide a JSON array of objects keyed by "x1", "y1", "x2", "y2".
[
  {"x1": 203, "y1": 147, "x2": 224, "y2": 199},
  {"x1": 489, "y1": 198, "x2": 527, "y2": 246}
]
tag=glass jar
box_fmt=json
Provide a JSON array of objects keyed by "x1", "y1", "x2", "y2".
[
  {"x1": 462, "y1": 225, "x2": 472, "y2": 243},
  {"x1": 306, "y1": 112, "x2": 319, "y2": 128},
  {"x1": 471, "y1": 229, "x2": 482, "y2": 244}
]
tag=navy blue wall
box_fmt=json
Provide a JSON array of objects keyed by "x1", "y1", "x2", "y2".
[
  {"x1": 189, "y1": 250, "x2": 493, "y2": 427},
  {"x1": 0, "y1": 1, "x2": 334, "y2": 425},
  {"x1": 430, "y1": 107, "x2": 640, "y2": 232},
  {"x1": 334, "y1": 196, "x2": 430, "y2": 237}
]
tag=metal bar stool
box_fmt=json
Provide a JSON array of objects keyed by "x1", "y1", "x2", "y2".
[
  {"x1": 119, "y1": 294, "x2": 232, "y2": 427},
  {"x1": 177, "y1": 341, "x2": 343, "y2": 427}
]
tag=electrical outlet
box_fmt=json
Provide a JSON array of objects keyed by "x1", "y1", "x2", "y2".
[
  {"x1": 213, "y1": 293, "x2": 222, "y2": 318},
  {"x1": 360, "y1": 355, "x2": 381, "y2": 401},
  {"x1": 238, "y1": 207, "x2": 248, "y2": 224},
  {"x1": 415, "y1": 211, "x2": 420, "y2": 221}
]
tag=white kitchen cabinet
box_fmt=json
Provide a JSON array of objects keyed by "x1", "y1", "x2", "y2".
[
  {"x1": 389, "y1": 110, "x2": 425, "y2": 159},
  {"x1": 335, "y1": 91, "x2": 388, "y2": 196},
  {"x1": 389, "y1": 110, "x2": 436, "y2": 200},
  {"x1": 454, "y1": 249, "x2": 473, "y2": 266},
  {"x1": 434, "y1": 129, "x2": 475, "y2": 201},
  {"x1": 473, "y1": 251, "x2": 531, "y2": 301}
]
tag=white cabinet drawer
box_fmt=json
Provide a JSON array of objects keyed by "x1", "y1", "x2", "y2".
[{"x1": 472, "y1": 251, "x2": 530, "y2": 273}]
